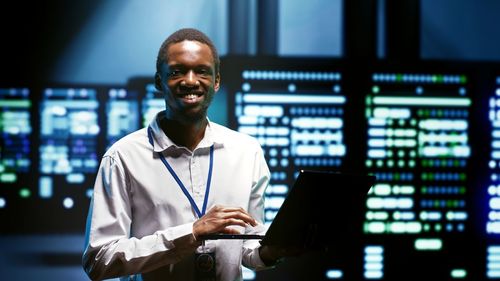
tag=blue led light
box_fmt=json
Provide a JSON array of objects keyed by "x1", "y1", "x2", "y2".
[
  {"x1": 242, "y1": 82, "x2": 251, "y2": 92},
  {"x1": 242, "y1": 70, "x2": 341, "y2": 81}
]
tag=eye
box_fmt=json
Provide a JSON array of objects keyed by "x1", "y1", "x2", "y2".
[
  {"x1": 169, "y1": 70, "x2": 181, "y2": 77},
  {"x1": 197, "y1": 67, "x2": 212, "y2": 76}
]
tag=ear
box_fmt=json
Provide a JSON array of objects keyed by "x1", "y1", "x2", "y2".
[
  {"x1": 214, "y1": 72, "x2": 221, "y2": 92},
  {"x1": 154, "y1": 72, "x2": 163, "y2": 91}
]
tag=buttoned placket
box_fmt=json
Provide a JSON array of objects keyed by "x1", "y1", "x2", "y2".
[{"x1": 190, "y1": 148, "x2": 206, "y2": 202}]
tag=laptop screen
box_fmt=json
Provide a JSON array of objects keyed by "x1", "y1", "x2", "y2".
[
  {"x1": 200, "y1": 170, "x2": 375, "y2": 246},
  {"x1": 260, "y1": 170, "x2": 375, "y2": 248}
]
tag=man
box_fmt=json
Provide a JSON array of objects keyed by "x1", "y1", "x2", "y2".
[{"x1": 83, "y1": 28, "x2": 284, "y2": 280}]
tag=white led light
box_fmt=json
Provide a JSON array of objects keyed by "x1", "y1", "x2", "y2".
[{"x1": 63, "y1": 197, "x2": 74, "y2": 209}]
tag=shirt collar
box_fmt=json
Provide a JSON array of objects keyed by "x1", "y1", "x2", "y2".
[{"x1": 148, "y1": 111, "x2": 224, "y2": 152}]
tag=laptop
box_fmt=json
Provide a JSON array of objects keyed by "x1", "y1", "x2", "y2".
[{"x1": 200, "y1": 170, "x2": 376, "y2": 249}]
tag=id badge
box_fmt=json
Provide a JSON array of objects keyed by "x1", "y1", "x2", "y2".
[{"x1": 195, "y1": 242, "x2": 216, "y2": 281}]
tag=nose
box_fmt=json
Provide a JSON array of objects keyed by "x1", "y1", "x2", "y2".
[{"x1": 181, "y1": 70, "x2": 199, "y2": 87}]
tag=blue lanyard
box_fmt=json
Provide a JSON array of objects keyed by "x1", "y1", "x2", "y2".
[{"x1": 148, "y1": 126, "x2": 214, "y2": 218}]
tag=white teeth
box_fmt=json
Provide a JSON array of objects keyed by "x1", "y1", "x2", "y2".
[{"x1": 185, "y1": 94, "x2": 197, "y2": 99}]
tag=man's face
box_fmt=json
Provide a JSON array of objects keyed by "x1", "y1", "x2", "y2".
[{"x1": 156, "y1": 40, "x2": 220, "y2": 123}]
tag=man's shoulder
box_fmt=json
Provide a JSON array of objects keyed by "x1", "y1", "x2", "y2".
[{"x1": 104, "y1": 127, "x2": 149, "y2": 156}]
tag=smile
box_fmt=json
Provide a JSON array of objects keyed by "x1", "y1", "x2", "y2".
[
  {"x1": 182, "y1": 93, "x2": 201, "y2": 100},
  {"x1": 178, "y1": 92, "x2": 204, "y2": 104}
]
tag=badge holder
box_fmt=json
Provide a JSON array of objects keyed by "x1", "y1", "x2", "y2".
[{"x1": 194, "y1": 240, "x2": 216, "y2": 281}]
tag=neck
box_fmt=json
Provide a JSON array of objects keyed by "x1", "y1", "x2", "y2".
[{"x1": 160, "y1": 117, "x2": 208, "y2": 151}]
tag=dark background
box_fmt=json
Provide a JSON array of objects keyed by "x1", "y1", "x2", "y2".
[{"x1": 1, "y1": 0, "x2": 500, "y2": 280}]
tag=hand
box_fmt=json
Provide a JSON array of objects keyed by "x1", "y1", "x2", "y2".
[{"x1": 192, "y1": 205, "x2": 257, "y2": 239}]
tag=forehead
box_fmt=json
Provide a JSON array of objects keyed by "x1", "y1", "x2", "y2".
[{"x1": 166, "y1": 40, "x2": 214, "y2": 66}]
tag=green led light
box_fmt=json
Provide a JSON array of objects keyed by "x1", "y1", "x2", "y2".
[
  {"x1": 387, "y1": 160, "x2": 394, "y2": 167},
  {"x1": 435, "y1": 223, "x2": 442, "y2": 232},
  {"x1": 373, "y1": 96, "x2": 471, "y2": 107},
  {"x1": 364, "y1": 222, "x2": 385, "y2": 234},
  {"x1": 460, "y1": 173, "x2": 466, "y2": 181},
  {"x1": 372, "y1": 86, "x2": 380, "y2": 94},
  {"x1": 363, "y1": 223, "x2": 369, "y2": 233},
  {"x1": 423, "y1": 224, "x2": 431, "y2": 232},
  {"x1": 365, "y1": 108, "x2": 372, "y2": 118},
  {"x1": 460, "y1": 187, "x2": 466, "y2": 194},
  {"x1": 19, "y1": 188, "x2": 31, "y2": 198},
  {"x1": 409, "y1": 160, "x2": 415, "y2": 167},
  {"x1": 415, "y1": 238, "x2": 443, "y2": 250},
  {"x1": 422, "y1": 186, "x2": 427, "y2": 193},
  {"x1": 0, "y1": 164, "x2": 4, "y2": 173},
  {"x1": 397, "y1": 160, "x2": 405, "y2": 167},
  {"x1": 398, "y1": 119, "x2": 405, "y2": 126},
  {"x1": 451, "y1": 269, "x2": 467, "y2": 279},
  {"x1": 396, "y1": 74, "x2": 403, "y2": 81},
  {"x1": 398, "y1": 150, "x2": 405, "y2": 157},
  {"x1": 1, "y1": 173, "x2": 16, "y2": 183},
  {"x1": 376, "y1": 160, "x2": 384, "y2": 167},
  {"x1": 460, "y1": 76, "x2": 467, "y2": 84},
  {"x1": 366, "y1": 160, "x2": 373, "y2": 167},
  {"x1": 0, "y1": 100, "x2": 31, "y2": 108}
]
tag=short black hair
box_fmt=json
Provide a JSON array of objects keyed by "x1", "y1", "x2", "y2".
[{"x1": 156, "y1": 28, "x2": 220, "y2": 75}]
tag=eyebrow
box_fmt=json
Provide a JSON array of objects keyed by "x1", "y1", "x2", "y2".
[{"x1": 168, "y1": 63, "x2": 213, "y2": 69}]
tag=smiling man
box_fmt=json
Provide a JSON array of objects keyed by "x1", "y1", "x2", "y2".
[{"x1": 82, "y1": 28, "x2": 285, "y2": 281}]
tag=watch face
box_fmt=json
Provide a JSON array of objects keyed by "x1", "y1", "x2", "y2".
[{"x1": 195, "y1": 252, "x2": 216, "y2": 273}]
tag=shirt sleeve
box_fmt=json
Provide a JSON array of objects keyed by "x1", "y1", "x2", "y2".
[
  {"x1": 241, "y1": 143, "x2": 274, "y2": 270},
  {"x1": 82, "y1": 152, "x2": 201, "y2": 280}
]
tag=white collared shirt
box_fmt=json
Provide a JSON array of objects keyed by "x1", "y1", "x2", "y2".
[{"x1": 83, "y1": 111, "x2": 271, "y2": 281}]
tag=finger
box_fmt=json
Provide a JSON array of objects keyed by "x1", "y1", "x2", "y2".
[
  {"x1": 226, "y1": 207, "x2": 253, "y2": 218},
  {"x1": 224, "y1": 212, "x2": 257, "y2": 227},
  {"x1": 221, "y1": 226, "x2": 243, "y2": 235},
  {"x1": 193, "y1": 217, "x2": 244, "y2": 236},
  {"x1": 206, "y1": 206, "x2": 257, "y2": 226},
  {"x1": 220, "y1": 211, "x2": 257, "y2": 227},
  {"x1": 222, "y1": 217, "x2": 249, "y2": 229}
]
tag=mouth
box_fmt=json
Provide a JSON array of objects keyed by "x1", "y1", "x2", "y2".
[{"x1": 177, "y1": 92, "x2": 204, "y2": 104}]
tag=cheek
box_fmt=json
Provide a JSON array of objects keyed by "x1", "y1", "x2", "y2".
[{"x1": 166, "y1": 80, "x2": 177, "y2": 90}]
